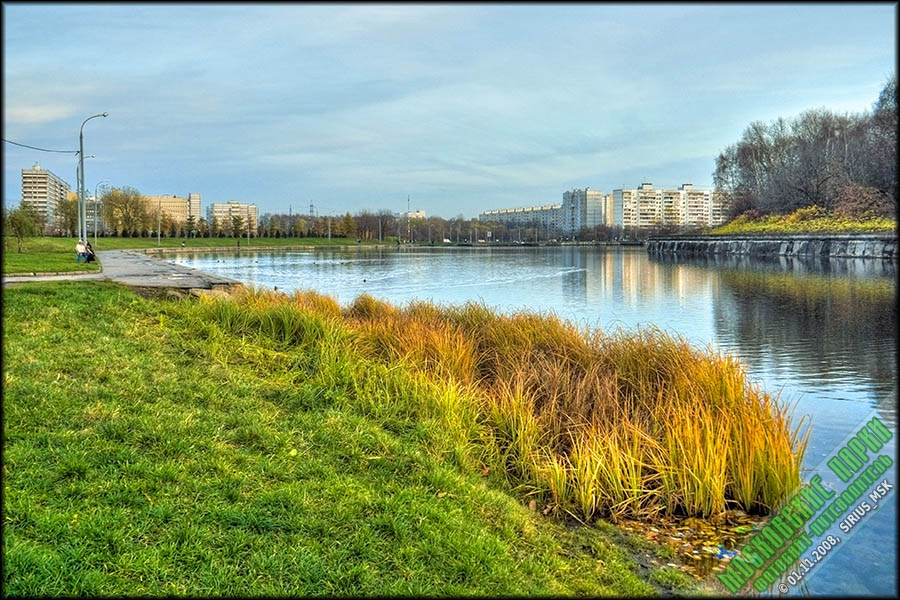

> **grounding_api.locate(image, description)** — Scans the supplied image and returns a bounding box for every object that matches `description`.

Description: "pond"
[170,245,897,596]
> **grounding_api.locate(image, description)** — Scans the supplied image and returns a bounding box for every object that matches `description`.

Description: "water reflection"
[649,253,897,428]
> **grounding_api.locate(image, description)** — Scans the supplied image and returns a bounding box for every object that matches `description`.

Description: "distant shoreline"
[141,240,646,255]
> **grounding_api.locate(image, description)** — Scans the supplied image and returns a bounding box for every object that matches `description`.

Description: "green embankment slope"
[4,281,699,596]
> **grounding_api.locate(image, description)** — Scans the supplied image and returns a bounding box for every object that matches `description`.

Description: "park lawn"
[3,237,101,275]
[2,236,395,275]
[3,251,101,275]
[2,281,691,596]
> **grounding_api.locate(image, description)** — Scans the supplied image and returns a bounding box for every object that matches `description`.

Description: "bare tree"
[713,77,897,218]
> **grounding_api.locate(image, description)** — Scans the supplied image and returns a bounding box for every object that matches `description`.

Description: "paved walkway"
[3,250,240,291]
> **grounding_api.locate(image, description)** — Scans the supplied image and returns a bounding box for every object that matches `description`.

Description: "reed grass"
[178,286,808,522]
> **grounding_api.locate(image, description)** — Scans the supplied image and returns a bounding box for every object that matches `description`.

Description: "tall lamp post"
[79,112,108,243]
[75,155,95,239]
[94,180,109,247]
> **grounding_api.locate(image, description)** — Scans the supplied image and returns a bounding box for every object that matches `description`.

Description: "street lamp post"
[76,160,82,239]
[157,197,161,247]
[94,180,109,247]
[75,154,95,239]
[79,112,108,242]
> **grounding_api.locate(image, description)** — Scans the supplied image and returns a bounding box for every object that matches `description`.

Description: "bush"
[834,184,895,219]
[785,205,826,222]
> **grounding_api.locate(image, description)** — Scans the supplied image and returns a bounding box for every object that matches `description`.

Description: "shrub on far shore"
[711,205,895,235]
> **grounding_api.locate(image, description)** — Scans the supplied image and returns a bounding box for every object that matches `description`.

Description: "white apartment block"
[478,187,607,237]
[207,201,259,235]
[21,164,71,234]
[479,204,562,231]
[610,183,728,228]
[187,193,202,221]
[561,188,606,235]
[479,183,726,235]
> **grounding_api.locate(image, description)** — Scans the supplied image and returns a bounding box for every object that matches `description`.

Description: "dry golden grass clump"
[189,286,808,522]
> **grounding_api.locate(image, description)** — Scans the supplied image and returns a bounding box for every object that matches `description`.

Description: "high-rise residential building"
[561,188,606,235]
[187,193,202,221]
[610,183,728,228]
[21,163,70,234]
[207,201,258,235]
[635,183,663,228]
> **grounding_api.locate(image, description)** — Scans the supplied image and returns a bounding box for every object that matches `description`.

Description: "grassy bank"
[709,206,896,235]
[3,237,101,275]
[197,288,807,521]
[5,281,705,596]
[2,236,393,275]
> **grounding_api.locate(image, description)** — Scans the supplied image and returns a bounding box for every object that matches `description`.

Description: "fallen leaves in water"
[616,509,765,579]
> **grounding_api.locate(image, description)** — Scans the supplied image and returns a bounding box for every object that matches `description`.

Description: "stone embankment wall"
[646,234,896,259]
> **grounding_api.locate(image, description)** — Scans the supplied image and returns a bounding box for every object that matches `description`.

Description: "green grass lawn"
[2,236,395,275]
[3,281,695,596]
[3,237,101,275]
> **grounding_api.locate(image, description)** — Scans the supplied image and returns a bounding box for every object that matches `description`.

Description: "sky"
[2,3,896,220]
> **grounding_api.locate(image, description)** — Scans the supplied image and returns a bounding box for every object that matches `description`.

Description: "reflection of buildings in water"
[587,249,711,309]
[698,256,898,427]
[559,247,588,307]
[557,248,716,325]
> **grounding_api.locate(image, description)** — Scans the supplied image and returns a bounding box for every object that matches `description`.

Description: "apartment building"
[187,193,202,221]
[561,188,606,235]
[612,188,636,228]
[21,164,71,234]
[144,195,190,225]
[478,187,607,237]
[610,183,728,228]
[679,184,715,227]
[479,204,562,232]
[207,201,258,235]
[478,182,727,235]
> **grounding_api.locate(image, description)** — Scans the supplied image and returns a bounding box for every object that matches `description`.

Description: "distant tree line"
[46,186,687,243]
[714,76,896,219]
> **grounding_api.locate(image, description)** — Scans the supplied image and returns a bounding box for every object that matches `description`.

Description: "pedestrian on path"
[75,239,86,263]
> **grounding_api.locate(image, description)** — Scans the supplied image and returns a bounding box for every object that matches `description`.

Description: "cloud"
[4,104,76,125]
